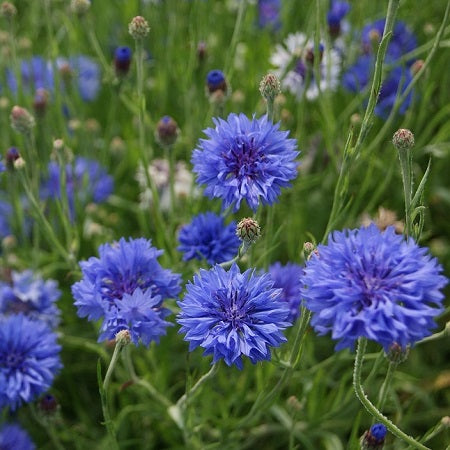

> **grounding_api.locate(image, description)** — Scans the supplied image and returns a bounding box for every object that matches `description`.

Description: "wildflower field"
[1,0,450,449]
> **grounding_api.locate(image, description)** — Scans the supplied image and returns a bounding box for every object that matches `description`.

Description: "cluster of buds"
[10,105,35,134]
[156,116,179,147]
[259,73,281,103]
[392,128,415,151]
[128,16,150,40]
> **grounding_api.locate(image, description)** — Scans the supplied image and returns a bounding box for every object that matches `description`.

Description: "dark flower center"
[215,288,249,330]
[225,136,265,180]
[2,352,24,369]
[4,298,35,315]
[101,274,152,303]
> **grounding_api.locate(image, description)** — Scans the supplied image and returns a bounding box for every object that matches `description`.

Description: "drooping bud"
[114,46,132,77]
[70,0,90,17]
[128,16,150,40]
[259,73,281,103]
[10,105,35,134]
[236,218,261,245]
[360,423,387,450]
[156,116,179,147]
[392,128,414,151]
[385,342,409,364]
[0,1,17,19]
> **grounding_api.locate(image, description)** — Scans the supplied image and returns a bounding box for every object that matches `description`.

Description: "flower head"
[72,238,181,345]
[301,224,448,351]
[192,113,299,212]
[0,314,62,411]
[177,263,291,369]
[0,423,35,450]
[268,262,303,322]
[270,32,342,100]
[178,212,240,265]
[128,16,150,40]
[257,0,281,30]
[327,1,351,38]
[0,270,61,328]
[360,423,387,450]
[40,156,113,221]
[0,199,12,239]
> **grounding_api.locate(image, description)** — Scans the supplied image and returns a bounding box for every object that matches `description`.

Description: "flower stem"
[122,346,172,409]
[375,361,396,414]
[397,147,413,238]
[168,363,220,432]
[98,341,126,450]
[353,338,430,450]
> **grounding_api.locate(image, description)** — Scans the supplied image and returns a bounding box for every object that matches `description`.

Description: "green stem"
[98,341,126,450]
[224,0,247,81]
[353,338,430,450]
[122,346,172,409]
[397,147,413,238]
[168,363,220,432]
[375,361,396,413]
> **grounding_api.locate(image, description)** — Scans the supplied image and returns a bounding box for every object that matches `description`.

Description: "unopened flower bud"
[410,59,424,76]
[368,29,381,44]
[385,342,409,364]
[2,235,17,251]
[156,116,179,147]
[115,329,131,346]
[236,218,261,245]
[350,113,361,127]
[10,105,35,134]
[13,156,26,170]
[70,0,90,17]
[33,88,49,116]
[259,73,281,102]
[206,69,227,95]
[303,242,317,260]
[38,394,59,417]
[360,423,387,450]
[392,128,414,151]
[5,147,19,169]
[0,2,17,19]
[128,16,150,40]
[114,46,132,77]
[197,41,207,62]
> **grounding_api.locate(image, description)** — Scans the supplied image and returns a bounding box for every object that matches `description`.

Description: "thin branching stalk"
[353,338,430,450]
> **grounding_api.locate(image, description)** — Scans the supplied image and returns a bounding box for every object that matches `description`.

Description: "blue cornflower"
[72,237,181,345]
[0,156,5,173]
[192,113,299,212]
[327,1,350,38]
[0,270,61,328]
[0,199,12,239]
[257,0,281,30]
[40,156,113,220]
[177,263,291,369]
[4,57,54,95]
[268,262,303,322]
[0,314,62,411]
[361,19,417,62]
[301,224,448,351]
[0,423,35,450]
[206,70,227,95]
[177,212,240,265]
[57,56,101,101]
